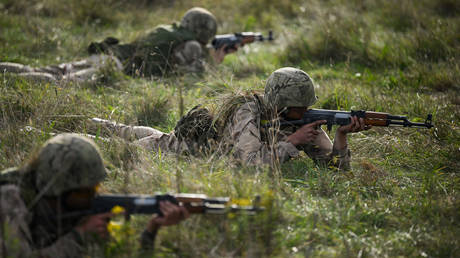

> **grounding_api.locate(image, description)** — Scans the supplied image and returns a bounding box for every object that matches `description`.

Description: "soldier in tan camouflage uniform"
[0,7,236,82]
[90,67,369,168]
[222,67,370,168]
[0,134,188,257]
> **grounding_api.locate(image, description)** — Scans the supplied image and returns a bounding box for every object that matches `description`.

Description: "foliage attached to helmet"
[180,7,218,45]
[264,67,318,112]
[174,105,218,154]
[35,134,107,197]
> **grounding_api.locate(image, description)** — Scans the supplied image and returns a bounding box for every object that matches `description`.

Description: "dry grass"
[1,0,459,256]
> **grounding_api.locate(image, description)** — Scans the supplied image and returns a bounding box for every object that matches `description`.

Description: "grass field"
[1,0,459,257]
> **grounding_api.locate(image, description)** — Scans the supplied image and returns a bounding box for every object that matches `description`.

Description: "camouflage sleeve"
[91,118,164,141]
[300,129,351,170]
[0,185,84,258]
[91,118,193,154]
[228,102,299,165]
[173,40,205,73]
[136,133,192,155]
[38,231,84,258]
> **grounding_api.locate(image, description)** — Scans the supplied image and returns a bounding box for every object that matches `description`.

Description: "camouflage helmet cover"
[264,67,317,111]
[35,134,107,197]
[180,7,217,44]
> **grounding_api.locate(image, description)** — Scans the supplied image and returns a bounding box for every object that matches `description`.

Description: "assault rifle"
[62,193,264,220]
[211,31,274,52]
[265,109,433,131]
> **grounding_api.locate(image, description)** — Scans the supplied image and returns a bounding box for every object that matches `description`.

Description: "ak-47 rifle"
[62,193,264,220]
[265,109,433,131]
[211,31,274,52]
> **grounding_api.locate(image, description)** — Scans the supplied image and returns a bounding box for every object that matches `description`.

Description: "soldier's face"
[63,184,99,210]
[284,107,308,120]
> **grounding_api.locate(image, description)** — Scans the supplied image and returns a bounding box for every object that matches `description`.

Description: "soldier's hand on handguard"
[75,212,113,239]
[211,43,240,64]
[287,120,327,146]
[337,116,372,135]
[146,201,190,233]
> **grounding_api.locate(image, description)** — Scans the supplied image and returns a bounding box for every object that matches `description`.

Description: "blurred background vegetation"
[1,0,459,256]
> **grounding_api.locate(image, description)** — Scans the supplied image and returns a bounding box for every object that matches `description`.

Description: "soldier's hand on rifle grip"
[147,201,190,233]
[337,116,371,135]
[211,44,240,64]
[287,120,326,146]
[75,212,113,239]
[224,43,240,54]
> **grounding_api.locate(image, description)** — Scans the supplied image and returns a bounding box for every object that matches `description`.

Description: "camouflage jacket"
[222,99,351,168]
[88,23,208,77]
[0,184,85,258]
[0,169,158,257]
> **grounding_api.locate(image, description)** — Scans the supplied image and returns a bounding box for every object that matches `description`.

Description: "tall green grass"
[1,0,459,256]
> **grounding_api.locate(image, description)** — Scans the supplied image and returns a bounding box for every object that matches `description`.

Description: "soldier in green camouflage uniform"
[0,7,234,82]
[0,134,188,257]
[89,67,369,168]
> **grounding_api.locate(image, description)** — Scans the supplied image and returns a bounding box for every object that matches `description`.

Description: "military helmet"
[180,7,217,44]
[264,67,317,111]
[35,134,107,197]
